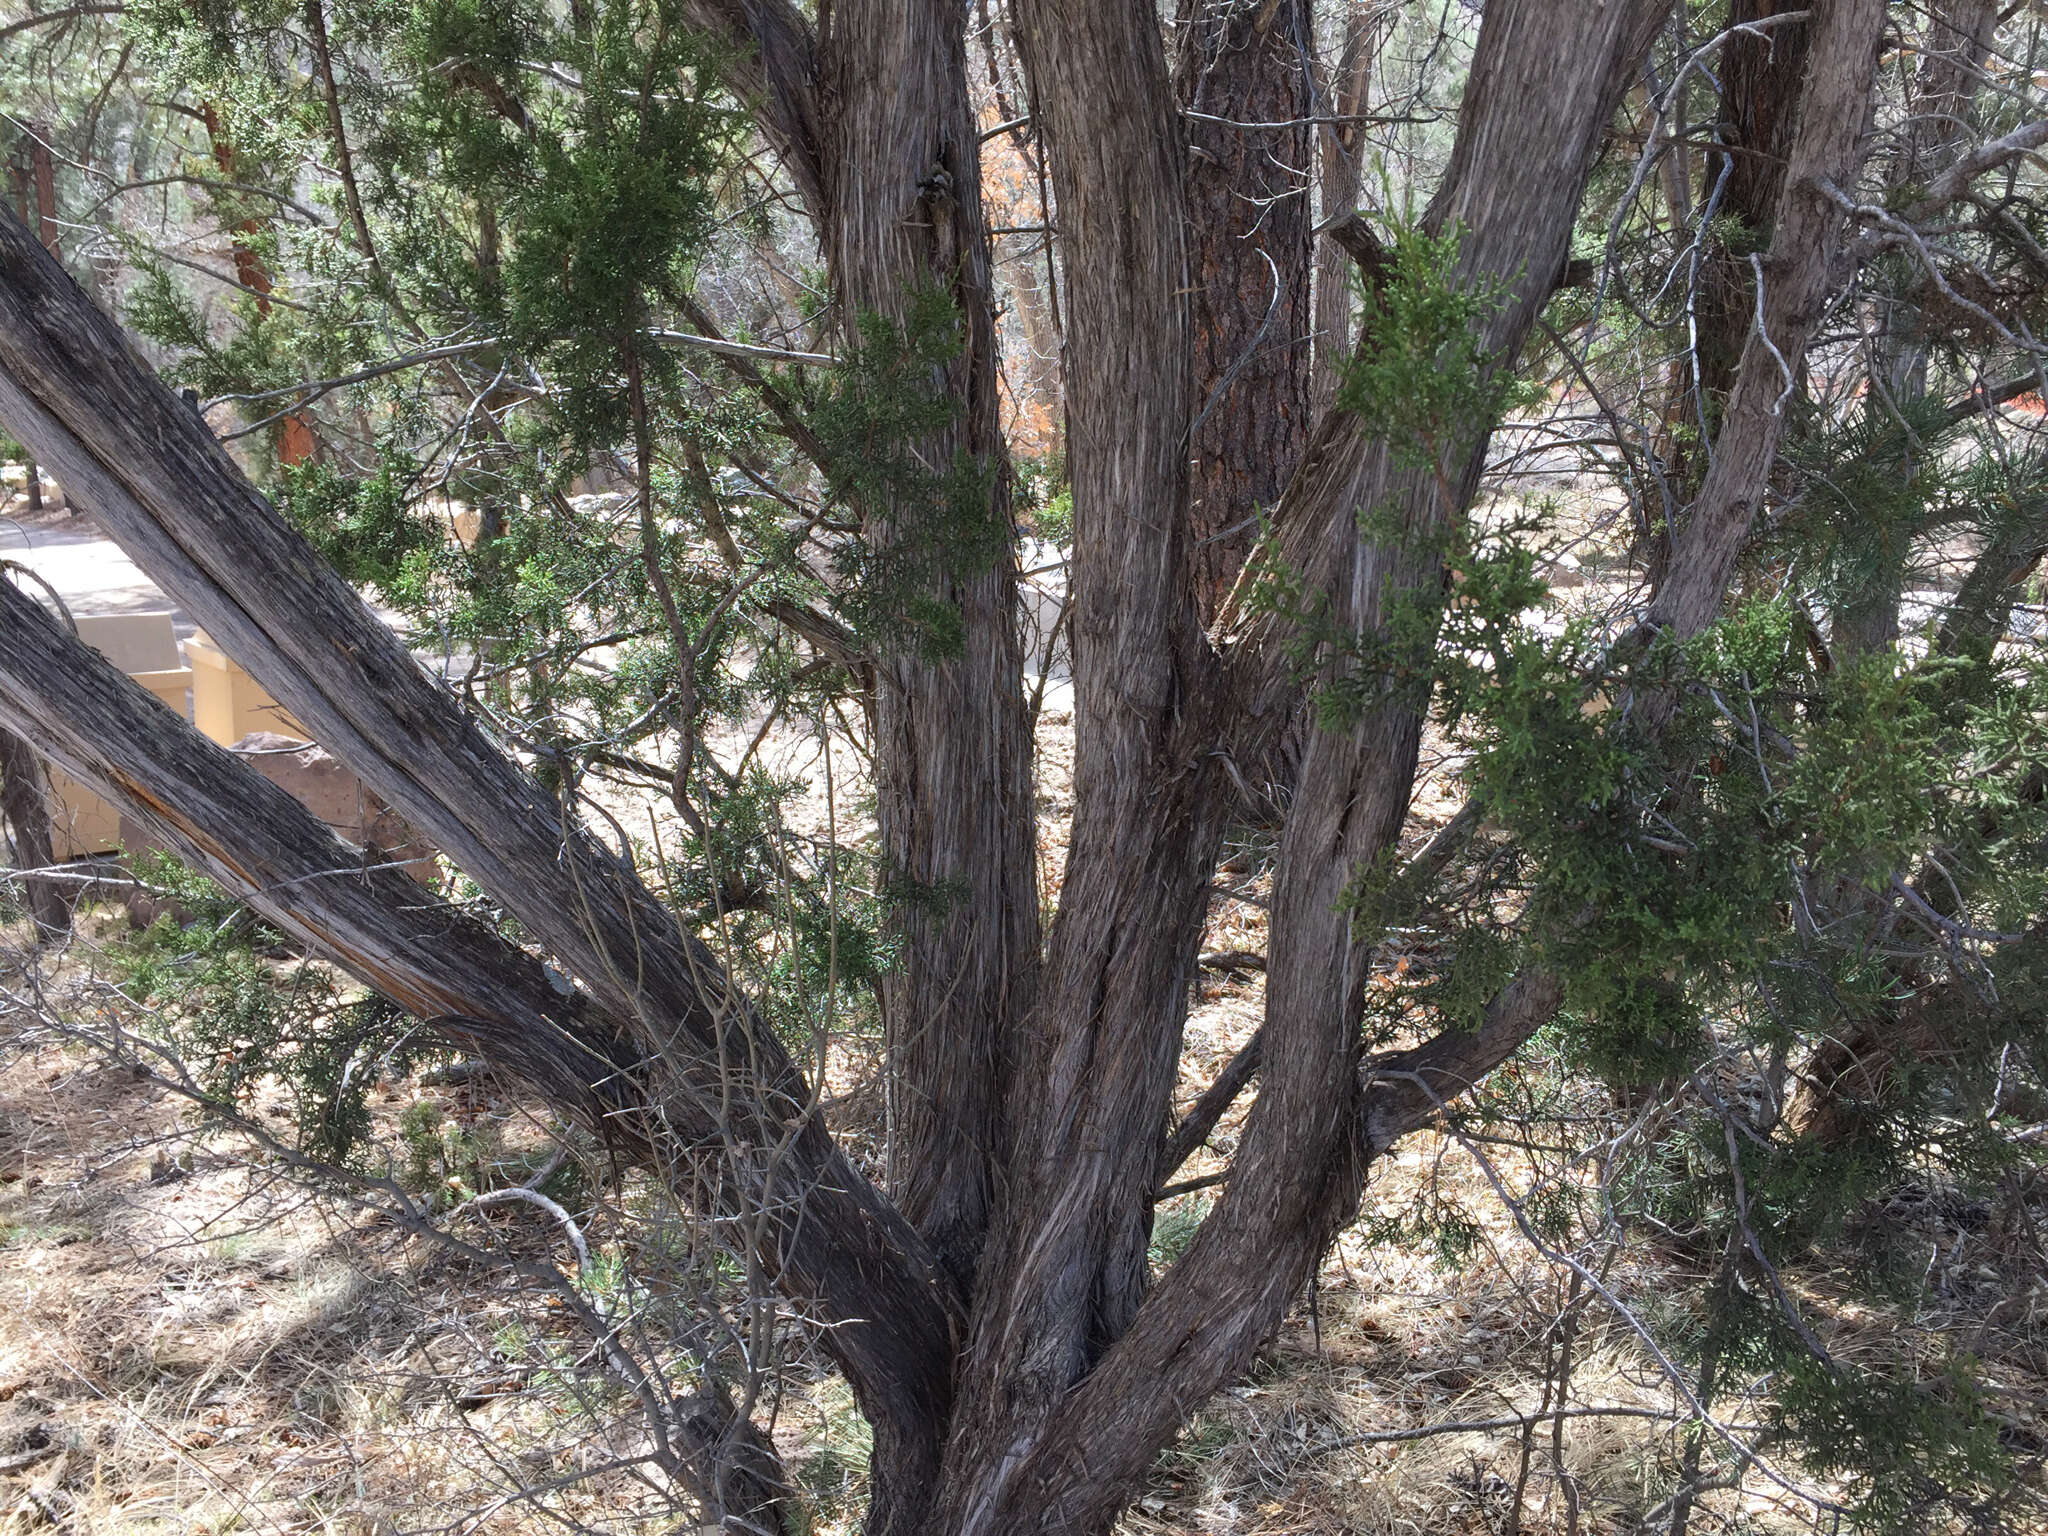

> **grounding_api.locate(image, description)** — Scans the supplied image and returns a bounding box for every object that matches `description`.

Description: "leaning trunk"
[0,206,958,1526]
[0,576,798,1528]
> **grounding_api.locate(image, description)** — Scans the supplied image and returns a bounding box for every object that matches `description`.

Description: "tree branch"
[0,4,120,45]
[681,0,827,218]
[1904,117,2048,220]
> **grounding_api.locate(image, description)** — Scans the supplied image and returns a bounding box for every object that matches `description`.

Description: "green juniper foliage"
[111,0,934,1042]
[1300,209,2048,1526]
[807,284,1009,658]
[114,856,421,1165]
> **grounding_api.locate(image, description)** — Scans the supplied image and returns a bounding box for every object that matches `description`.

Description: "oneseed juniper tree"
[2,0,2047,1530]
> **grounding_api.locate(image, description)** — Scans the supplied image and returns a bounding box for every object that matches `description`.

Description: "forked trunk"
[934,1,1668,1529]
[0,0,1911,1530]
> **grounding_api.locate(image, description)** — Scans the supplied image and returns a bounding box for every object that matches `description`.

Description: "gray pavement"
[1,501,195,639]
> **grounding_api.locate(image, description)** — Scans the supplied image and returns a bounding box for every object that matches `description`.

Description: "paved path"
[1,502,195,639]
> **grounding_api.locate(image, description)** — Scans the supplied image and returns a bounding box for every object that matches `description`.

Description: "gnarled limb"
[0,207,955,1531]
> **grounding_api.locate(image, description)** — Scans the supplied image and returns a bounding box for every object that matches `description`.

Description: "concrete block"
[73,612,181,673]
[187,630,303,744]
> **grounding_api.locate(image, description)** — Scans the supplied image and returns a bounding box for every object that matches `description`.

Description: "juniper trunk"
[688,0,1042,1297]
[0,576,800,1530]
[933,1,1669,1531]
[1800,0,2011,1133]
[825,0,1040,1296]
[1833,0,2000,658]
[0,725,66,935]
[1174,0,1316,617]
[1312,1,1383,406]
[0,0,1898,1530]
[1644,0,1810,587]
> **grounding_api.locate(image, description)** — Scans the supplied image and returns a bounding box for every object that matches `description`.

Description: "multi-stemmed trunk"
[0,0,1915,1530]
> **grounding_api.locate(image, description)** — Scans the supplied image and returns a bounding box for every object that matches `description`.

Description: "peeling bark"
[1312,3,1382,406]
[0,727,66,936]
[691,0,1043,1305]
[0,0,1914,1527]
[823,0,1042,1300]
[934,2,1668,1529]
